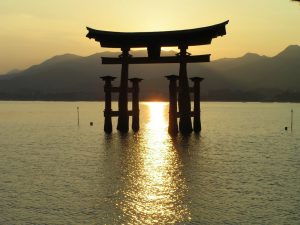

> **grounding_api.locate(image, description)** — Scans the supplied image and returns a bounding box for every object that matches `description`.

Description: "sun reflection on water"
[119,102,190,224]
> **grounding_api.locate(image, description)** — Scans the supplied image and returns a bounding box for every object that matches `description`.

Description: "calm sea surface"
[0,101,299,224]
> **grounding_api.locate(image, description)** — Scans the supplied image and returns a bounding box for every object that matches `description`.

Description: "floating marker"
[77,106,80,126]
[291,109,293,132]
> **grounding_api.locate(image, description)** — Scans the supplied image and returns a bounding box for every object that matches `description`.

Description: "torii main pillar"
[117,47,130,132]
[178,45,193,134]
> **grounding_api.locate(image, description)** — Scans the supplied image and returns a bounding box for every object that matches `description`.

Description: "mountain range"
[0,45,299,101]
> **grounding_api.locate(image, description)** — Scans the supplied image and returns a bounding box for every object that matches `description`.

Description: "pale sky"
[0,0,299,74]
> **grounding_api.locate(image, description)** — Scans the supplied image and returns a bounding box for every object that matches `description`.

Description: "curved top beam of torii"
[86,20,229,58]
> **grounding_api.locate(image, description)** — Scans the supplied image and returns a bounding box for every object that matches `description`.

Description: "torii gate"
[86,20,229,134]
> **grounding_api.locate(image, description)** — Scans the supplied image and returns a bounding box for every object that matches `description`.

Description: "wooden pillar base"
[190,77,204,133]
[129,78,143,132]
[166,75,179,135]
[100,76,116,133]
[104,110,113,133]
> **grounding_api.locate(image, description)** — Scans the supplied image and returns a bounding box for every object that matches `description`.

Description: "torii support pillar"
[165,75,179,135]
[129,78,143,132]
[178,45,193,134]
[190,77,204,133]
[117,48,130,132]
[100,76,116,133]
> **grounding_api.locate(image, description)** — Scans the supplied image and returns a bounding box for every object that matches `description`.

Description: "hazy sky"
[0,0,299,74]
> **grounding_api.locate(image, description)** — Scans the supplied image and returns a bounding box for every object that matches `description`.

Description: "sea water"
[0,101,299,224]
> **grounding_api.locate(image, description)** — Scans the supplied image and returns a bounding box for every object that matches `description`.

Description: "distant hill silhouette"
[0,45,299,101]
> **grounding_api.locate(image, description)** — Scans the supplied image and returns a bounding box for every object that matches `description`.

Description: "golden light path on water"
[118,102,191,224]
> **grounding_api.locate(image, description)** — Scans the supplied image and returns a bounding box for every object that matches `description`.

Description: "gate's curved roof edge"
[86,20,229,48]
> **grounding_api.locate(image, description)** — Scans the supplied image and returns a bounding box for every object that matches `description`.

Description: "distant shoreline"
[1,99,299,103]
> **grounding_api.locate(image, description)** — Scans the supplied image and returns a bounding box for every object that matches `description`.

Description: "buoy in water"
[285,126,288,131]
[90,122,93,126]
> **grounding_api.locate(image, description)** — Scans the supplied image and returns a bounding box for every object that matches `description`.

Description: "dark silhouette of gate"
[86,20,229,134]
